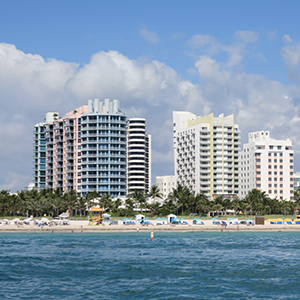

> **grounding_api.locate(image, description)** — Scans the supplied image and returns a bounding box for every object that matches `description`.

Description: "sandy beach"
[1,220,300,233]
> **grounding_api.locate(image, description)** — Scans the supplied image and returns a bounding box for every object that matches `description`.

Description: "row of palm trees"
[0,185,299,218]
[0,185,163,218]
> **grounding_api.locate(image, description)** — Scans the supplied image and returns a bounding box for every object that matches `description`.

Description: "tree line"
[0,185,299,218]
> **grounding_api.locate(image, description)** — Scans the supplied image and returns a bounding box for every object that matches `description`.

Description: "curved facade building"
[80,99,127,197]
[127,118,151,195]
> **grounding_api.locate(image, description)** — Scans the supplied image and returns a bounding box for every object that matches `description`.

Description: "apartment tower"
[80,99,127,197]
[45,106,88,193]
[33,112,57,190]
[239,131,294,200]
[127,118,151,195]
[173,112,240,198]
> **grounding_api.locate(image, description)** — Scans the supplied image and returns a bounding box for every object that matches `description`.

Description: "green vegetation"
[0,185,299,219]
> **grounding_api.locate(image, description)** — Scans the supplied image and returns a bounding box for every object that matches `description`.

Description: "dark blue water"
[0,232,300,299]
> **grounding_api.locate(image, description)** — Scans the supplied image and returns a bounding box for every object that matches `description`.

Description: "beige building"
[173,112,240,198]
[239,131,294,200]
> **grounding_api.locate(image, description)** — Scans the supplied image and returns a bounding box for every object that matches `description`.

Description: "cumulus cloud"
[281,36,300,84]
[2,33,300,192]
[187,31,258,68]
[234,30,258,43]
[139,28,159,44]
[193,53,300,155]
[0,43,208,191]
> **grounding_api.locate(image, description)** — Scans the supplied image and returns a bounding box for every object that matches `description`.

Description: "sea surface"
[0,231,300,299]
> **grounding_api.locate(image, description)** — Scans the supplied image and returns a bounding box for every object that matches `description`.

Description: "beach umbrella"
[12,218,20,222]
[41,217,50,222]
[23,218,32,223]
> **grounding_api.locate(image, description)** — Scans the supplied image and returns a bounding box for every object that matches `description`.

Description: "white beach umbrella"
[41,217,50,222]
[12,218,20,222]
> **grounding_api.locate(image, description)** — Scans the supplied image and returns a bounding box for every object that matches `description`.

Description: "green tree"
[148,185,163,204]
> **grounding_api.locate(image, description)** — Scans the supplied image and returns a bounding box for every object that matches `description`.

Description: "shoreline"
[1,220,300,233]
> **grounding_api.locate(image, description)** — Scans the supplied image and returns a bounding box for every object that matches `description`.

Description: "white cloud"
[2,34,300,192]
[0,43,209,191]
[234,30,258,43]
[139,28,159,44]
[171,32,186,40]
[283,34,293,43]
[281,37,300,84]
[187,34,216,48]
[187,31,258,68]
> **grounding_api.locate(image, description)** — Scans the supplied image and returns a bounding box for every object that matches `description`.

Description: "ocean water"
[0,232,300,299]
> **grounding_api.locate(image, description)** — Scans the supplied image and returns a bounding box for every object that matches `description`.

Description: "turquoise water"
[0,232,300,299]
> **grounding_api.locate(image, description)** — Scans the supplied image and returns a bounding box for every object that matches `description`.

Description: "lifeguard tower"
[88,207,105,225]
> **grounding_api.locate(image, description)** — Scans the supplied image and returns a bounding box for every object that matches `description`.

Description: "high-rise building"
[34,98,152,198]
[239,131,294,200]
[80,99,127,197]
[45,107,88,193]
[33,112,57,190]
[126,118,151,195]
[173,112,240,198]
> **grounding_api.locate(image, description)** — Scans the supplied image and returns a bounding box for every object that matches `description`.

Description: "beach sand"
[1,220,300,233]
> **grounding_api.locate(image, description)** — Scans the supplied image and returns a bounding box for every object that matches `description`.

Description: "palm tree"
[63,189,78,217]
[49,196,66,217]
[0,190,11,215]
[75,197,87,217]
[148,185,163,204]
[195,193,209,216]
[124,197,134,217]
[130,189,145,213]
[101,193,114,212]
[114,198,123,217]
[150,201,161,216]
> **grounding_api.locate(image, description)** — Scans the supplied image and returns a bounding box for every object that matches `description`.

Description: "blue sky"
[1,0,300,192]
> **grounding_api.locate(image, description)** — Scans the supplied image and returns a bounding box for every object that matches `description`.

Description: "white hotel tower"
[239,131,294,200]
[173,112,240,198]
[127,118,151,195]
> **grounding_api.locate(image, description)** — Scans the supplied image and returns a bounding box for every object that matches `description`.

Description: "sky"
[1,0,300,192]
